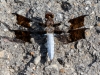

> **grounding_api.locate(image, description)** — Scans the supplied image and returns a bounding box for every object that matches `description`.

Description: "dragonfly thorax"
[45,26,54,33]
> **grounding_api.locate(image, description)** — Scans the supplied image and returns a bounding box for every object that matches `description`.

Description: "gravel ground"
[0,0,100,75]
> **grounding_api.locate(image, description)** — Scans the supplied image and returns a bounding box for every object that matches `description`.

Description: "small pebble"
[59,68,65,73]
[61,1,72,11]
[85,7,89,10]
[0,0,6,3]
[57,58,65,66]
[45,64,58,71]
[97,23,100,26]
[17,9,25,14]
[14,0,24,3]
[32,66,36,70]
[9,69,15,72]
[85,30,91,37]
[30,52,34,56]
[96,16,100,21]
[85,1,91,5]
[70,45,75,49]
[4,28,8,31]
[34,55,41,65]
[56,13,63,21]
[14,45,18,48]
[0,50,5,58]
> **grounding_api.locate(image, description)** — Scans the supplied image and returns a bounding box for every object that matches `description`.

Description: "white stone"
[14,45,18,48]
[0,0,6,3]
[85,7,89,10]
[34,55,41,65]
[1,70,10,75]
[85,1,91,5]
[90,26,94,29]
[17,9,25,14]
[4,28,8,31]
[56,13,63,21]
[90,11,95,15]
[45,64,58,71]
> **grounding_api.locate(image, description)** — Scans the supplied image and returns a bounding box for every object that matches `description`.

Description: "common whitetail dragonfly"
[2,12,87,60]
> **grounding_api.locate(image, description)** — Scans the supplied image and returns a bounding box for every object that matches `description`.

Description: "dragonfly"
[3,12,88,61]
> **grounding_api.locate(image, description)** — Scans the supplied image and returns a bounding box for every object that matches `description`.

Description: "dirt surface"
[0,0,100,75]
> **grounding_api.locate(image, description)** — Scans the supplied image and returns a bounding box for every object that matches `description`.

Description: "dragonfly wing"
[12,30,31,43]
[12,13,32,28]
[68,28,87,42]
[68,15,87,30]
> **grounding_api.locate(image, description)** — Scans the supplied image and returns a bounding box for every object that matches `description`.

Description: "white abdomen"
[47,33,54,60]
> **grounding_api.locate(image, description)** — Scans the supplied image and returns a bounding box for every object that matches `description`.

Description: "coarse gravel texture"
[0,0,100,75]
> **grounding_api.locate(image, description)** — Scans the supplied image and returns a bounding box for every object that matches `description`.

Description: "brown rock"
[0,50,5,58]
[70,44,75,49]
[30,52,34,56]
[85,30,91,37]
[97,23,100,26]
[59,68,65,73]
